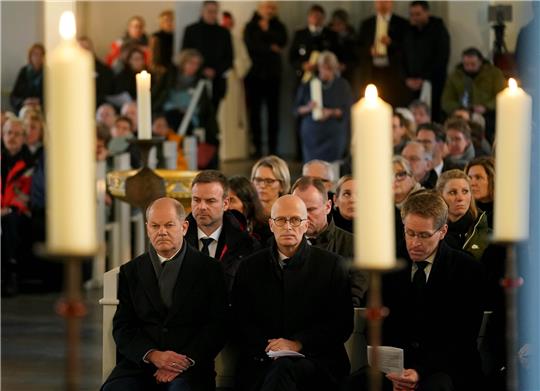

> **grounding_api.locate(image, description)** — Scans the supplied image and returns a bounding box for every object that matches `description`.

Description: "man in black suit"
[357,0,409,106]
[402,1,450,122]
[291,176,368,306]
[102,197,228,391]
[185,170,259,293]
[232,194,353,391]
[182,1,233,109]
[244,1,288,157]
[383,191,483,391]
[289,4,340,85]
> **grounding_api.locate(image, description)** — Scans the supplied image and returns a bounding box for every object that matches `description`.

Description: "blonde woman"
[436,169,489,260]
[250,155,290,218]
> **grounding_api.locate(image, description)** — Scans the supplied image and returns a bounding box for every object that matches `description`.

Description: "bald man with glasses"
[381,190,484,391]
[232,194,353,391]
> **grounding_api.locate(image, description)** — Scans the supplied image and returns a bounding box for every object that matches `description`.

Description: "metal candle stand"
[363,261,404,391]
[500,242,524,391]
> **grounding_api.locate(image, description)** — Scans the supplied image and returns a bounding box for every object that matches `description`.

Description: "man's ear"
[182,220,189,236]
[439,223,448,240]
[223,195,230,211]
[324,199,332,215]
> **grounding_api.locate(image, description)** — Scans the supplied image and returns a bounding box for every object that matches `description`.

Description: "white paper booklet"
[367,346,404,374]
[267,350,306,359]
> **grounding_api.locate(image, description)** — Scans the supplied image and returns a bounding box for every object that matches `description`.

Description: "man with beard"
[442,47,505,143]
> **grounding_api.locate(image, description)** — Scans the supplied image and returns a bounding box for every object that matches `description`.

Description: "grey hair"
[302,159,336,182]
[146,197,186,222]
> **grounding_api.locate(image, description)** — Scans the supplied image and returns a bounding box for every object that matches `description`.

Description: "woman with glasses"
[393,156,423,252]
[250,155,291,218]
[466,156,495,228]
[436,169,490,261]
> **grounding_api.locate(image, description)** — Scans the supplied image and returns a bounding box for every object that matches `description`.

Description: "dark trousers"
[237,357,337,391]
[245,75,280,156]
[103,375,193,391]
[343,368,454,391]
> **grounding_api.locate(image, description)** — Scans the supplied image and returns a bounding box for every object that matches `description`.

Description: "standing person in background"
[358,0,409,107]
[10,43,45,113]
[328,9,359,96]
[289,4,340,86]
[295,51,353,163]
[150,10,175,79]
[402,1,450,122]
[106,15,150,73]
[244,1,288,157]
[182,1,233,110]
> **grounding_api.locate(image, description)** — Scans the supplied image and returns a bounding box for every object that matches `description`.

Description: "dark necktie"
[412,261,429,290]
[200,238,214,257]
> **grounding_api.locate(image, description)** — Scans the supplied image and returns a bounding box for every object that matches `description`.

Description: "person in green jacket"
[442,47,506,143]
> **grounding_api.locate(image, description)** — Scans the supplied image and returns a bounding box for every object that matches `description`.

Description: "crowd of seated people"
[3,1,535,389]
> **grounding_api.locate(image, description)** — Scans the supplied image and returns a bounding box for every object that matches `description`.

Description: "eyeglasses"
[394,171,409,181]
[271,216,306,227]
[404,226,443,240]
[253,177,280,187]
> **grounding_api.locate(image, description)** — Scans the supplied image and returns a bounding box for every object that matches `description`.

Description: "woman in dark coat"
[436,169,490,261]
[10,43,45,113]
[295,50,353,163]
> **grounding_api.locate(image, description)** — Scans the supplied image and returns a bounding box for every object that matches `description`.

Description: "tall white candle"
[136,70,152,139]
[494,78,532,241]
[352,85,395,269]
[45,11,96,254]
[310,78,323,121]
[374,14,389,56]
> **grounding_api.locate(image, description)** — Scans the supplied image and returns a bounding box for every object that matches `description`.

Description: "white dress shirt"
[197,225,223,258]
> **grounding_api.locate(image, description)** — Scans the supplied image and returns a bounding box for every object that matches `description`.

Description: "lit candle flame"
[365,84,378,101]
[59,11,76,40]
[508,78,517,90]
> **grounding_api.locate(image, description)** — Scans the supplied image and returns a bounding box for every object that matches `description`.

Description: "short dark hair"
[444,118,472,141]
[192,170,229,198]
[410,1,429,11]
[409,99,431,116]
[96,124,111,144]
[203,1,218,8]
[222,11,232,19]
[115,115,133,130]
[309,4,325,15]
[291,176,328,202]
[462,47,484,61]
[417,122,445,143]
[401,190,448,229]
